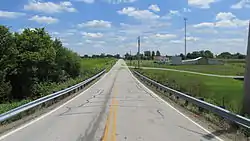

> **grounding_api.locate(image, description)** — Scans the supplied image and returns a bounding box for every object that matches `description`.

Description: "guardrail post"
[184,100,188,106]
[198,97,204,113]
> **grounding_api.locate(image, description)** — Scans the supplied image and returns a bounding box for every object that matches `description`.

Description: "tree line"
[124,50,161,60]
[124,50,246,60]
[0,26,84,103]
[81,53,120,59]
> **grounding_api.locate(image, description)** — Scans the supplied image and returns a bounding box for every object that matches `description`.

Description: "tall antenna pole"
[243,21,250,115]
[137,36,141,68]
[184,18,187,59]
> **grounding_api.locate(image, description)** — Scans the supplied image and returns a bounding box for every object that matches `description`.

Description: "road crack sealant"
[78,69,119,141]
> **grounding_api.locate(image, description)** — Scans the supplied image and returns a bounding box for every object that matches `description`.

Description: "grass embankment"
[0,58,116,114]
[136,69,243,113]
[127,60,245,76]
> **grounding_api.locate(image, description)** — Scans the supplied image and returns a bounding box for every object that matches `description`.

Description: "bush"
[0,26,84,102]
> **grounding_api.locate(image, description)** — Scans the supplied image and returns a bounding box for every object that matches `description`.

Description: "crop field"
[135,69,244,113]
[127,59,245,76]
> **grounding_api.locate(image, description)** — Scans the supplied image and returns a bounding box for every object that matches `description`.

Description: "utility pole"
[137,36,141,69]
[184,18,187,59]
[243,21,250,115]
[130,50,132,66]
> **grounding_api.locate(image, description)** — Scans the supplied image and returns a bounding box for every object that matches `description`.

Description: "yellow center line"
[111,99,118,141]
[102,85,118,141]
[102,98,114,141]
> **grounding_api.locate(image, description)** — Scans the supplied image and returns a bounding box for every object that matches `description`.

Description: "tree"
[0,26,85,102]
[115,54,120,59]
[179,53,185,60]
[152,51,155,60]
[92,55,100,58]
[156,50,161,56]
[106,54,113,58]
[9,28,57,99]
[124,53,130,60]
[0,25,17,101]
[204,50,214,58]
[100,53,105,58]
[218,52,232,59]
[144,51,151,60]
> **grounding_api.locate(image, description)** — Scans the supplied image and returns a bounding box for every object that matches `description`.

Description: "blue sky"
[0,0,249,56]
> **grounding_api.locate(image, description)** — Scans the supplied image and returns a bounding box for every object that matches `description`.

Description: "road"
[128,66,244,79]
[0,59,223,141]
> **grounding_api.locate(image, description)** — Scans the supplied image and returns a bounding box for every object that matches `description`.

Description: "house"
[154,56,169,63]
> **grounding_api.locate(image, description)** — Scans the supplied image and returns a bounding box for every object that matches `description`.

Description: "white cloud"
[51,32,60,35]
[170,40,183,44]
[186,36,200,41]
[169,10,180,16]
[231,0,250,9]
[82,32,103,38]
[0,10,25,18]
[193,22,215,28]
[76,0,95,3]
[76,0,137,4]
[183,8,191,12]
[85,39,93,43]
[106,0,137,4]
[78,20,111,28]
[215,12,236,20]
[18,28,36,33]
[148,4,160,12]
[29,15,59,24]
[188,0,217,8]
[117,7,160,20]
[63,42,69,46]
[213,38,244,43]
[154,33,177,39]
[24,1,76,13]
[193,12,248,28]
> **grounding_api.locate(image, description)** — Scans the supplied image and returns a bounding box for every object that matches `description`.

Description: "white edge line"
[0,64,115,140]
[125,63,224,141]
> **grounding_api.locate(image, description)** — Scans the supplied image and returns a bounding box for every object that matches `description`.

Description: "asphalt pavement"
[0,59,224,141]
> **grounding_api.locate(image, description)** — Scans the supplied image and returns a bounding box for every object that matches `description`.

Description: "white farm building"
[182,57,224,65]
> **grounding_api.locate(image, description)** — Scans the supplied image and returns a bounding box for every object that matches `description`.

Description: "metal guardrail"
[0,70,106,123]
[133,71,250,129]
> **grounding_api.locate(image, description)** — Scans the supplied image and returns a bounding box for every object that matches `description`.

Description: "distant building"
[171,56,182,65]
[182,57,208,65]
[182,57,224,65]
[154,56,169,63]
[208,59,224,65]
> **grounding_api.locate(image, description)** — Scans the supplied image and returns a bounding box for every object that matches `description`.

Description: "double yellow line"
[102,87,118,141]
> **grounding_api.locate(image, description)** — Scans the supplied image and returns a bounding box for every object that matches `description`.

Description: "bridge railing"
[133,71,250,129]
[0,69,106,124]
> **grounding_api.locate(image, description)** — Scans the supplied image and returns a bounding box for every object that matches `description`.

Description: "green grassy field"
[0,58,116,114]
[127,60,245,76]
[136,69,244,113]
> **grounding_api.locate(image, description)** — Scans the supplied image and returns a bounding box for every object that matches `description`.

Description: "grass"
[136,69,244,113]
[0,58,116,114]
[127,60,245,76]
[0,100,32,114]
